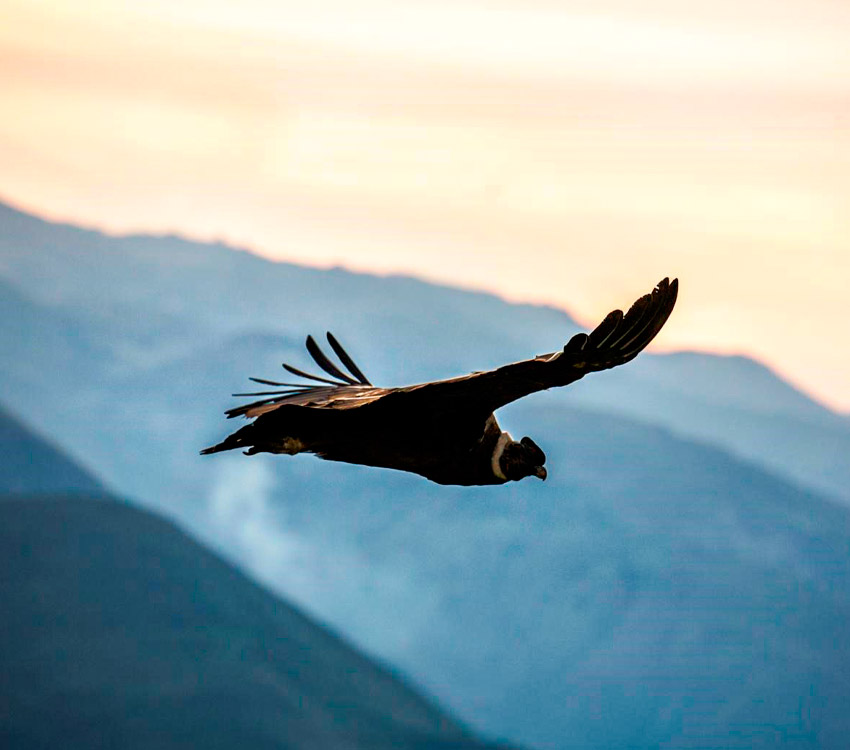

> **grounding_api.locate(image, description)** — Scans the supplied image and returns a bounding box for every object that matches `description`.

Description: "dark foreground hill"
[0,410,501,750]
[0,496,498,750]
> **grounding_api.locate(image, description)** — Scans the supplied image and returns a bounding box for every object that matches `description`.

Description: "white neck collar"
[491,432,512,481]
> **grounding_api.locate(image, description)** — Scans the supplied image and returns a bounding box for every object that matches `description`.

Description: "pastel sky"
[1,0,848,409]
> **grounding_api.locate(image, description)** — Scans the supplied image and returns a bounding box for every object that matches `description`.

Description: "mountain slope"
[0,410,502,750]
[203,400,850,749]
[0,496,497,750]
[569,351,850,500]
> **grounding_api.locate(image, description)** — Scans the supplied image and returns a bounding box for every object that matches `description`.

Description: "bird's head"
[500,436,547,482]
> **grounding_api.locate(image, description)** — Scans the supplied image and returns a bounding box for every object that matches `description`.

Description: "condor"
[202,277,678,486]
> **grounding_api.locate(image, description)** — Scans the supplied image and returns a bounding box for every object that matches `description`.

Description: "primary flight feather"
[202,277,678,485]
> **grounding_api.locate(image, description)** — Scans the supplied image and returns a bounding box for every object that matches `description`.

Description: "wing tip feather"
[325,331,372,385]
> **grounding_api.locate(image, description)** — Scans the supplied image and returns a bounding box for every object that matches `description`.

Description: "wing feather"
[282,362,347,386]
[232,389,311,397]
[222,334,383,419]
[588,309,623,348]
[326,332,372,385]
[306,335,359,384]
[249,377,309,387]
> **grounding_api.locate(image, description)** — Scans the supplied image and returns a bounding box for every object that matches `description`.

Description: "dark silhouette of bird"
[202,277,678,485]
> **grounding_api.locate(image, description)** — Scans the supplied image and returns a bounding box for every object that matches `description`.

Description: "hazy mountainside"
[0,413,500,750]
[0,277,113,399]
[4,199,850,748]
[570,352,850,501]
[201,402,850,749]
[0,200,574,382]
[1,197,847,502]
[622,351,839,425]
[5,400,850,749]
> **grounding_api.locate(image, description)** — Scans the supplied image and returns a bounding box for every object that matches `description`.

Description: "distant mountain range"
[3,198,850,748]
[0,411,502,750]
[1,198,847,503]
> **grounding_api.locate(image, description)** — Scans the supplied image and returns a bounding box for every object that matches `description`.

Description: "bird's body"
[230,401,509,485]
[202,277,678,485]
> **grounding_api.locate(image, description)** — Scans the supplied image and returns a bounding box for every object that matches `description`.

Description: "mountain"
[0,410,502,750]
[4,198,850,748]
[568,351,850,501]
[202,400,850,749]
[0,497,502,750]
[1,197,847,503]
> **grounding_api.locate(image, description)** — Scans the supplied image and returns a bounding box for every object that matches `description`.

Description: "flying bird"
[202,277,678,485]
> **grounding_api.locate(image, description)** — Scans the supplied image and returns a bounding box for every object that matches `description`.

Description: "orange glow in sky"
[1,0,848,409]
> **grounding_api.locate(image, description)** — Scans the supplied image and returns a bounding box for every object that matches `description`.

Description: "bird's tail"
[200,438,236,456]
[200,441,229,456]
[200,425,253,455]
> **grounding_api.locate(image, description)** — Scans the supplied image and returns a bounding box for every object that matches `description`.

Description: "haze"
[1,0,847,409]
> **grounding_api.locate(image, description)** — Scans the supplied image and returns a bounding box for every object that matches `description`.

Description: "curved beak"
[533,466,547,481]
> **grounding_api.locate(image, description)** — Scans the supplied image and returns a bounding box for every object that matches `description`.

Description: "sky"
[1,0,848,410]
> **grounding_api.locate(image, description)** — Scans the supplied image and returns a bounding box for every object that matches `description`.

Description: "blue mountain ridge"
[2,198,850,748]
[1,196,846,502]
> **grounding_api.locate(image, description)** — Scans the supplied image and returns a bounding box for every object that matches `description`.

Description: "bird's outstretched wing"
[224,277,677,424]
[224,333,388,420]
[379,276,678,419]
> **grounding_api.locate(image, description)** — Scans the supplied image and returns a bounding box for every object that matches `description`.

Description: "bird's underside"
[202,277,678,485]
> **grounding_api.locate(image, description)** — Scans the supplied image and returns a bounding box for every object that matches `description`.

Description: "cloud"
[208,457,316,594]
[206,457,438,658]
